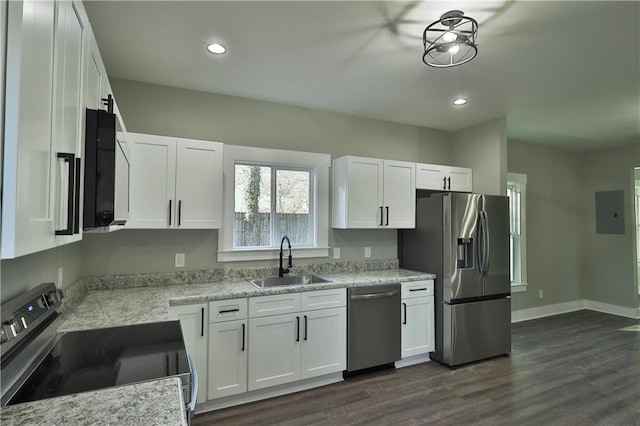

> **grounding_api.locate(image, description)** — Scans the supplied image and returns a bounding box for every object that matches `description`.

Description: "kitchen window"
[507,172,528,292]
[234,164,313,248]
[218,145,330,262]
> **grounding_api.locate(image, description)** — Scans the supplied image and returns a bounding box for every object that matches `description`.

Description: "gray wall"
[581,143,639,308]
[1,242,83,303]
[507,139,584,311]
[80,78,452,276]
[452,118,507,196]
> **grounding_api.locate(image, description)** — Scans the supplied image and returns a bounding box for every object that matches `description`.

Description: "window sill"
[218,247,330,262]
[511,283,528,293]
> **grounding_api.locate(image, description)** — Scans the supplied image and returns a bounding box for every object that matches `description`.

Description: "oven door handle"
[186,354,198,412]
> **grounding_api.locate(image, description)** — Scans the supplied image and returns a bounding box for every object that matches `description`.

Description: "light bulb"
[453,98,468,106]
[207,43,227,54]
[442,31,458,43]
[448,43,460,55]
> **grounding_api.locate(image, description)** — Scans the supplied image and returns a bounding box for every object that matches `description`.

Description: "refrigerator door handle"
[481,211,490,278]
[476,213,485,278]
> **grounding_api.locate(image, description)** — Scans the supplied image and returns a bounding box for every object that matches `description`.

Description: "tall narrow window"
[507,173,528,291]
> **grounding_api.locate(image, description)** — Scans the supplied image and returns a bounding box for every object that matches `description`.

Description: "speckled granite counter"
[58,268,435,332]
[1,377,187,426]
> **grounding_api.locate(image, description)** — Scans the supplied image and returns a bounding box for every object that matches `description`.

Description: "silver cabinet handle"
[350,290,399,300]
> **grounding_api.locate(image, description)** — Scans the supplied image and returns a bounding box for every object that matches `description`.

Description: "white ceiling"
[85,1,640,151]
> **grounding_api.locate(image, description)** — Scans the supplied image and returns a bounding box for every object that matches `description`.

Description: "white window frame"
[218,145,330,262]
[507,172,528,293]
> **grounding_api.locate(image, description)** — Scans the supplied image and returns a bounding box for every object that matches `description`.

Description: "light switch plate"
[364,246,371,258]
[175,253,185,268]
[333,247,340,259]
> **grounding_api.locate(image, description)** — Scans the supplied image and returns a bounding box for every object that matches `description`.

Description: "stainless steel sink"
[249,275,330,288]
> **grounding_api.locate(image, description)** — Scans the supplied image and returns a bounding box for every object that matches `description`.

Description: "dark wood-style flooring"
[193,310,640,425]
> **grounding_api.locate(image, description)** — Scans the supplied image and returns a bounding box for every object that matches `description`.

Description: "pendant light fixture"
[423,10,478,68]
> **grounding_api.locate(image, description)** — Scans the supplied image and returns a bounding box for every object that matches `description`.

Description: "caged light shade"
[423,10,478,68]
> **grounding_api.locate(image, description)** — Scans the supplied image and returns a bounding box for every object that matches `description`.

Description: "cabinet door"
[415,163,448,190]
[301,307,346,379]
[127,133,177,228]
[208,320,247,399]
[383,160,415,228]
[248,313,300,391]
[168,304,208,404]
[84,32,104,110]
[175,139,223,229]
[401,296,434,358]
[2,0,57,258]
[52,0,86,244]
[345,157,384,228]
[447,166,473,192]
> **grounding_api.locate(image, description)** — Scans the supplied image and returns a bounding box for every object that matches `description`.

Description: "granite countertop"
[0,377,187,426]
[59,268,435,332]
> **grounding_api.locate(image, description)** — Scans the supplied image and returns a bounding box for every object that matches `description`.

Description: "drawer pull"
[409,288,428,292]
[219,308,240,314]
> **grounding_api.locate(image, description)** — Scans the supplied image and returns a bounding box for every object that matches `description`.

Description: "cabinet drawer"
[209,298,248,323]
[401,280,434,298]
[301,289,346,311]
[249,293,301,318]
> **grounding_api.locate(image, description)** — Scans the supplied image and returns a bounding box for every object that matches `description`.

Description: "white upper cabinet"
[2,0,89,259]
[84,32,104,111]
[126,133,223,229]
[52,0,87,244]
[333,156,415,229]
[416,163,473,192]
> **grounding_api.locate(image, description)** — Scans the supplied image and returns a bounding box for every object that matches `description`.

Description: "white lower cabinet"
[300,307,346,379]
[208,298,248,399]
[247,289,347,392]
[248,313,301,391]
[168,303,208,404]
[400,280,435,362]
[208,320,247,398]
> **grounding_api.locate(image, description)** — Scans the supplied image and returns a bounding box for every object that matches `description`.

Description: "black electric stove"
[8,321,190,405]
[0,284,193,409]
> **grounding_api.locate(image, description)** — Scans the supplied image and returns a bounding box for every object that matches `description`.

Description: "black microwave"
[83,106,130,230]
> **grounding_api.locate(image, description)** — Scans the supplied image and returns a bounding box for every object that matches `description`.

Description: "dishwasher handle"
[350,290,399,300]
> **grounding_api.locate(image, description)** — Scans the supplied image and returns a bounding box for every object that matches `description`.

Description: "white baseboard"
[583,300,640,319]
[512,299,640,322]
[511,300,584,323]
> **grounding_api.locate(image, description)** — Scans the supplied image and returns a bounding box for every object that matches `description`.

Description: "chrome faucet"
[279,236,293,277]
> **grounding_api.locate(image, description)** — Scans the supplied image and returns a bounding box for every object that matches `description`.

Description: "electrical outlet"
[333,247,341,259]
[364,246,371,258]
[175,253,185,268]
[538,290,543,299]
[57,267,64,288]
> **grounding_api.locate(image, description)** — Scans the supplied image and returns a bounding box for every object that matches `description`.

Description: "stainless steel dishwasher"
[347,283,401,372]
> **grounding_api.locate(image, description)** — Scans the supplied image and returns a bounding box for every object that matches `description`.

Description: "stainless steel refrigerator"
[399,193,511,367]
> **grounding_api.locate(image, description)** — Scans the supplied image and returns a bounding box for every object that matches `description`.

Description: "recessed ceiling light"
[206,43,227,54]
[452,98,468,106]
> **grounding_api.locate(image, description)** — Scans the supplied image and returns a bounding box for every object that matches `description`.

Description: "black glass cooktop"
[8,321,189,405]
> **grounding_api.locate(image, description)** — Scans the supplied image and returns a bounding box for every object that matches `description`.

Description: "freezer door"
[481,195,511,297]
[442,297,511,367]
[444,193,483,302]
